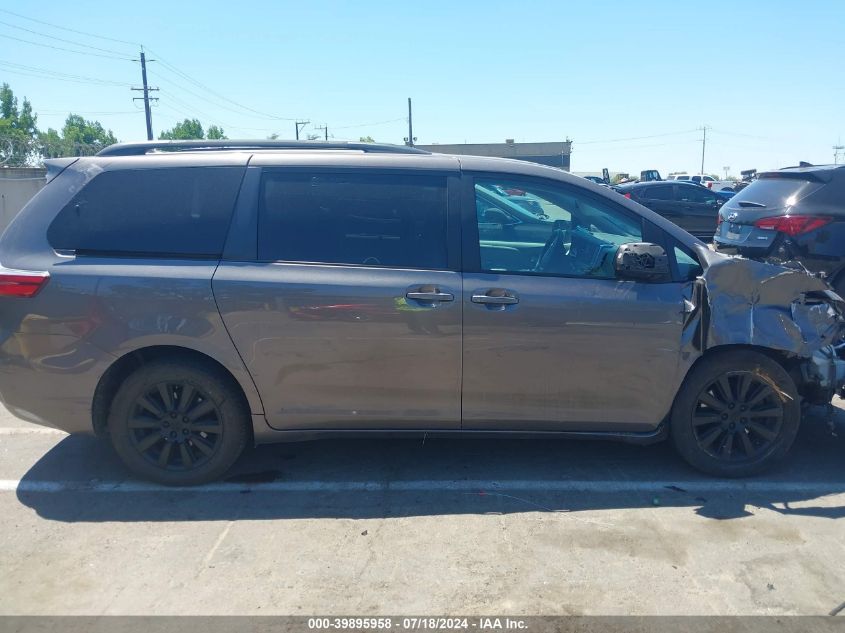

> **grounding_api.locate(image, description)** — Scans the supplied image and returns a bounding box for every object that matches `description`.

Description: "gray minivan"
[1,140,844,485]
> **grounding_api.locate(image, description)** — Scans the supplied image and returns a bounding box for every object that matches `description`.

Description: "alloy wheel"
[692,370,784,462]
[127,381,223,470]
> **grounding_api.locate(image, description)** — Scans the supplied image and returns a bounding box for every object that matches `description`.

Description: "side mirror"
[614,242,672,282]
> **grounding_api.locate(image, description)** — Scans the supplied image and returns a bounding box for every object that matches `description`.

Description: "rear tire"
[671,350,800,477]
[108,359,249,486]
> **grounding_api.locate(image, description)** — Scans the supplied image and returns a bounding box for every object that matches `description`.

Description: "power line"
[709,128,780,141]
[575,129,699,145]
[0,60,133,87]
[332,117,406,130]
[145,47,299,121]
[0,9,408,137]
[572,139,699,153]
[0,32,133,61]
[0,8,141,47]
[38,109,139,116]
[147,68,293,122]
[0,18,134,57]
[156,90,220,124]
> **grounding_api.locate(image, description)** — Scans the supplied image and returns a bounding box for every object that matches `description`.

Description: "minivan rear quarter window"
[47,167,245,257]
[258,172,448,269]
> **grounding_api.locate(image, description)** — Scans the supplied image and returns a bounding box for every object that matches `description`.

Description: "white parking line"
[0,427,67,436]
[2,479,845,494]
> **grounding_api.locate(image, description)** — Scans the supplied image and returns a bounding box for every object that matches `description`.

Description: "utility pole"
[723,165,730,179]
[132,49,158,140]
[834,144,844,165]
[404,97,416,147]
[295,120,309,140]
[700,125,708,175]
[314,125,328,140]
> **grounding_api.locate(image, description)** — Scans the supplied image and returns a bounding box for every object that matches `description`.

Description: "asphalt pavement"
[0,401,843,615]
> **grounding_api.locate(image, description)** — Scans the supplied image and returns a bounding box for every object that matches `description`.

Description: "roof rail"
[96,139,430,157]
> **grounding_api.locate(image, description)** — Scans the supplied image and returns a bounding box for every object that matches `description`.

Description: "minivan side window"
[474,177,642,278]
[47,167,244,257]
[258,172,448,269]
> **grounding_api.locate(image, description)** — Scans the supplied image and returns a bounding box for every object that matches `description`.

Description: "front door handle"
[471,289,520,308]
[406,291,454,302]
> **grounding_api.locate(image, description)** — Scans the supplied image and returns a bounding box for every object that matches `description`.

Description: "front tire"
[671,350,801,477]
[108,359,249,485]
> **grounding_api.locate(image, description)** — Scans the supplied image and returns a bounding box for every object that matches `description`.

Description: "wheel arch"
[92,345,258,437]
[686,343,800,381]
[675,344,805,413]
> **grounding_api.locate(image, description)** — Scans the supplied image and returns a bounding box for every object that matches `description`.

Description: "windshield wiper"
[737,201,766,208]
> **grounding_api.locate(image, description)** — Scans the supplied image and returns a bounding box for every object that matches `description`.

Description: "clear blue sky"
[2,0,843,176]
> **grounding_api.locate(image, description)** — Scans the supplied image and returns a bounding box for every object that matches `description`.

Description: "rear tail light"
[623,192,632,199]
[753,215,832,236]
[0,268,50,298]
[707,182,713,188]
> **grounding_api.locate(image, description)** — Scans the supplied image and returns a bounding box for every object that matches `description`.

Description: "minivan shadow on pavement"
[16,408,845,524]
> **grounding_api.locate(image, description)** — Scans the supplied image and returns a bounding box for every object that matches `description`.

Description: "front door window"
[474,178,642,277]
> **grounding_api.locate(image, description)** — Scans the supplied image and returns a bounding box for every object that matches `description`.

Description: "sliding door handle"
[406,291,455,302]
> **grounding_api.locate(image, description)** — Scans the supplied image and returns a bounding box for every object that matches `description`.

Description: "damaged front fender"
[683,244,845,402]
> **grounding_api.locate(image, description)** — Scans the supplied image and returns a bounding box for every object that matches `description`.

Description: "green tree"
[359,135,375,143]
[39,114,118,158]
[159,119,227,140]
[206,125,227,140]
[0,83,39,166]
[159,118,204,140]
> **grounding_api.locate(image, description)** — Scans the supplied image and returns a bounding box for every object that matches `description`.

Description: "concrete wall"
[416,141,572,170]
[0,168,46,234]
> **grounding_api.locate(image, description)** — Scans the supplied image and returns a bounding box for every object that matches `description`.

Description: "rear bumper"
[712,236,770,258]
[715,220,845,280]
[0,332,113,434]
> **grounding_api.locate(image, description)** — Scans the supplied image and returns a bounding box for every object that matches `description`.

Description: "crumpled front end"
[683,244,845,405]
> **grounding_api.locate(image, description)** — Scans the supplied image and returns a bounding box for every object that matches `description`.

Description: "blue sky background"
[2,0,843,176]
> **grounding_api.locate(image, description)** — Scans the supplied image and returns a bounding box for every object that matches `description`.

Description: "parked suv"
[714,164,845,296]
[1,140,844,485]
[613,180,725,241]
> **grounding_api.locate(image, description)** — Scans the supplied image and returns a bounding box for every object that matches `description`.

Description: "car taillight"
[707,182,713,188]
[623,192,632,199]
[0,269,50,298]
[753,215,832,236]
